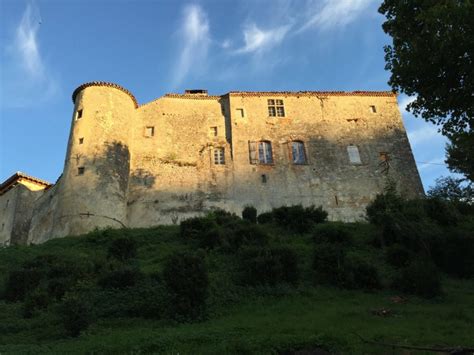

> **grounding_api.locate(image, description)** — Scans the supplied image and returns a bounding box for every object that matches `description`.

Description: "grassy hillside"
[0,201,473,354]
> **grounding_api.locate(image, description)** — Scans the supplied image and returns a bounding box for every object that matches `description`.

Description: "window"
[77,167,85,175]
[379,152,390,174]
[369,105,377,113]
[268,99,285,117]
[213,148,225,164]
[261,174,267,183]
[291,141,307,164]
[75,109,83,120]
[347,145,361,164]
[79,137,84,144]
[236,108,245,117]
[249,141,273,164]
[210,126,218,137]
[145,126,155,137]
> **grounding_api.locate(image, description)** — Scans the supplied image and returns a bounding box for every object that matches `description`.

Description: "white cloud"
[14,2,43,77]
[398,95,417,113]
[171,4,210,87]
[298,0,376,33]
[1,2,58,108]
[235,23,291,54]
[407,125,442,147]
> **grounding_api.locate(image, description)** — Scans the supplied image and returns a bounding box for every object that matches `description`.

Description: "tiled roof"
[228,91,396,97]
[0,172,52,196]
[163,93,222,100]
[72,81,138,108]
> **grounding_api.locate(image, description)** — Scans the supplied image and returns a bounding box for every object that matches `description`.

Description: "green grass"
[0,222,473,354]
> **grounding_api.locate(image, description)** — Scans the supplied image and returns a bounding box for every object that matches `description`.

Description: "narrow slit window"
[213,148,225,165]
[77,167,85,175]
[210,126,218,137]
[75,109,83,120]
[370,105,377,113]
[291,141,307,164]
[347,145,362,164]
[145,126,155,137]
[79,137,84,144]
[261,174,267,183]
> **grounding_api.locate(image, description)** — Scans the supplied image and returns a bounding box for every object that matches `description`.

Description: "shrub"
[239,246,299,286]
[222,222,268,251]
[257,212,274,224]
[107,237,138,262]
[3,268,42,302]
[439,233,474,278]
[58,294,93,337]
[342,257,381,290]
[312,243,346,286]
[266,205,328,233]
[424,197,460,226]
[22,288,49,318]
[98,267,143,289]
[392,259,442,298]
[180,216,216,239]
[162,252,209,320]
[385,244,413,268]
[313,224,352,245]
[242,206,257,223]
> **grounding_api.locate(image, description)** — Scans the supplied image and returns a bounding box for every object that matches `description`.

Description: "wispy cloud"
[407,125,442,147]
[235,23,291,54]
[171,4,210,88]
[14,2,44,77]
[398,95,417,113]
[1,2,58,108]
[298,0,376,33]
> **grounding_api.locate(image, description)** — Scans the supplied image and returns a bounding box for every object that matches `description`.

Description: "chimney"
[184,89,208,96]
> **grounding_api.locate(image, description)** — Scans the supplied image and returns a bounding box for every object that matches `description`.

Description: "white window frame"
[213,147,225,165]
[347,145,362,164]
[249,141,273,164]
[291,141,307,165]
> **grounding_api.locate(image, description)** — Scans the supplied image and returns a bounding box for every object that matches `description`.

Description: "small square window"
[370,105,377,113]
[268,99,285,117]
[145,126,155,137]
[236,108,245,117]
[76,109,83,120]
[79,137,84,144]
[78,167,85,175]
[210,127,218,137]
[213,148,225,165]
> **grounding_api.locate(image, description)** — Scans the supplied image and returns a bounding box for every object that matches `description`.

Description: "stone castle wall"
[0,82,424,244]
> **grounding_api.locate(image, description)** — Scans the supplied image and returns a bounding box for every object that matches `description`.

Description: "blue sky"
[0,0,454,191]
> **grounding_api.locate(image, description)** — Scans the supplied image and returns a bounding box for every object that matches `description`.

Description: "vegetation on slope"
[0,187,473,354]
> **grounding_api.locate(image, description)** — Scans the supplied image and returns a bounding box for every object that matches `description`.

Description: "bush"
[180,216,216,239]
[439,233,474,278]
[342,257,381,290]
[257,212,274,224]
[222,222,268,251]
[385,244,413,268]
[242,206,257,223]
[424,197,460,226]
[312,243,346,286]
[3,268,42,302]
[98,266,143,289]
[22,288,49,318]
[271,205,328,233]
[58,294,93,337]
[107,237,138,262]
[392,259,442,298]
[162,252,209,320]
[239,246,299,286]
[313,224,352,245]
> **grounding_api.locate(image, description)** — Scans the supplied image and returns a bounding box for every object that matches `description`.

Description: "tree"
[445,131,474,181]
[379,0,473,135]
[427,176,473,203]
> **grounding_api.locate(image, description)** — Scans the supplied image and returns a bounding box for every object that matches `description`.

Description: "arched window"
[249,141,273,164]
[291,141,307,164]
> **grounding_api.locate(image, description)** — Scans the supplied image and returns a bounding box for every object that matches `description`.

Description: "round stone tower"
[53,82,137,237]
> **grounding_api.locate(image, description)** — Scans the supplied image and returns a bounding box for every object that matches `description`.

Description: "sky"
[0,0,456,191]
